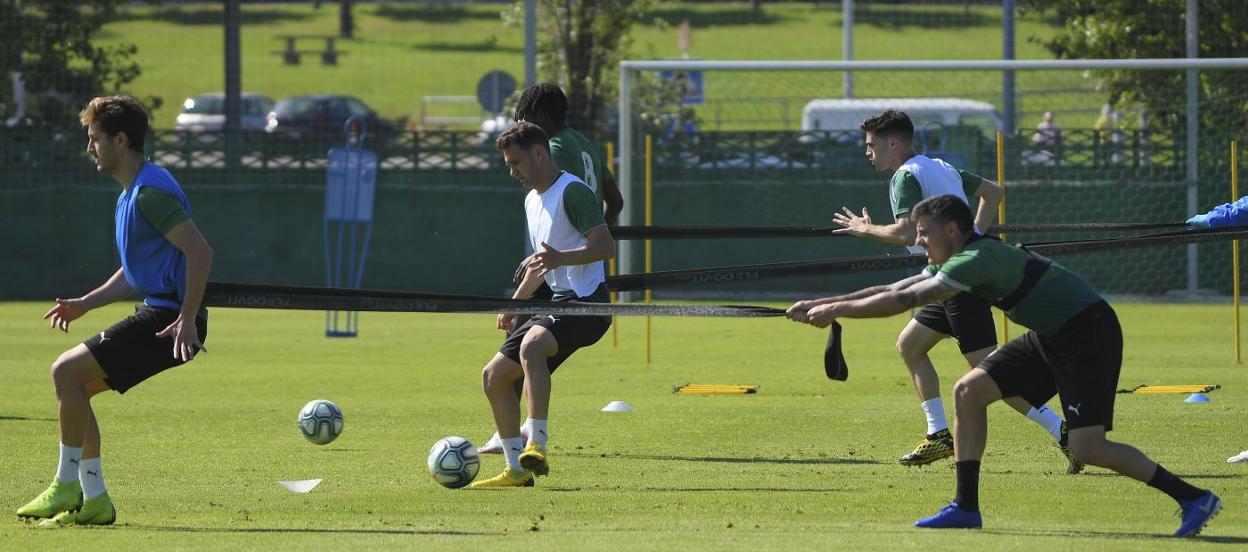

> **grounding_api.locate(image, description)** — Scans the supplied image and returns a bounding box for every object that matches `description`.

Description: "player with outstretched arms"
[788,194,1221,536]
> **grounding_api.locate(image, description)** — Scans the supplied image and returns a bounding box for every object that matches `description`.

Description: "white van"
[801,98,1004,137]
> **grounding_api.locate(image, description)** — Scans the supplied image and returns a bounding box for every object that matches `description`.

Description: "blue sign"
[659,69,704,105]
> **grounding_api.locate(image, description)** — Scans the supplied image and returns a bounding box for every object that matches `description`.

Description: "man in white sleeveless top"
[818,110,1079,473]
[470,122,615,488]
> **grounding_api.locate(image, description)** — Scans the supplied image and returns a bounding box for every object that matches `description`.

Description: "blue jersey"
[115,162,192,311]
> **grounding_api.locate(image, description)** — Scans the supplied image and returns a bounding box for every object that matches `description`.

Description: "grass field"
[1,300,1245,549]
[93,2,1076,130]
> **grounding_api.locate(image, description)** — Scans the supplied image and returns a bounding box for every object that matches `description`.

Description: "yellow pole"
[607,142,618,350]
[1233,140,1241,363]
[645,135,653,365]
[996,131,1009,343]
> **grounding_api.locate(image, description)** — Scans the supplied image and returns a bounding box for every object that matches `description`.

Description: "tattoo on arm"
[896,289,921,310]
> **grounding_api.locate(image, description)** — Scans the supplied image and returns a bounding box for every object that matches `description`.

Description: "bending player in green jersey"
[788,194,1221,536]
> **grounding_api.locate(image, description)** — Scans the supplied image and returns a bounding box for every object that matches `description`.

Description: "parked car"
[264,95,396,144]
[175,93,275,132]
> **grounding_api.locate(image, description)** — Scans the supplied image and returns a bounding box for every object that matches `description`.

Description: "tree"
[1,0,151,126]
[513,0,659,139]
[1019,0,1248,138]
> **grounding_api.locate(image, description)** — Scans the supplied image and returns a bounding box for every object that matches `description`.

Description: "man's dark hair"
[496,121,550,152]
[911,194,973,235]
[79,95,149,153]
[513,83,567,126]
[860,109,914,143]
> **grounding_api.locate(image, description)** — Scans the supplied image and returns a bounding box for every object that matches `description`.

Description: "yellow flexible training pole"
[607,142,618,350]
[996,131,1009,343]
[645,135,653,365]
[1233,140,1241,363]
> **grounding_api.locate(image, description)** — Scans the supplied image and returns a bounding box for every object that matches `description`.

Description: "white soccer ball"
[298,399,344,445]
[427,436,480,489]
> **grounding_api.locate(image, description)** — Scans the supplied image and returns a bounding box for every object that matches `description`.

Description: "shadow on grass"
[415,41,521,54]
[125,525,491,537]
[545,486,839,493]
[0,415,56,422]
[116,7,314,26]
[981,527,1248,544]
[568,452,880,466]
[1076,472,1243,480]
[375,4,500,23]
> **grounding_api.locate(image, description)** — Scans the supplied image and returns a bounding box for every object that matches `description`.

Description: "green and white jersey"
[549,127,608,205]
[525,171,608,298]
[924,238,1102,336]
[889,154,982,253]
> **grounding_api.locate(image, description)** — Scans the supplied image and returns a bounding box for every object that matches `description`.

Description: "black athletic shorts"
[499,286,611,374]
[913,291,998,354]
[979,300,1121,430]
[83,304,209,394]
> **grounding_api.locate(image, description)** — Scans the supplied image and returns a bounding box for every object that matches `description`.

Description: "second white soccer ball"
[298,399,344,445]
[427,436,480,489]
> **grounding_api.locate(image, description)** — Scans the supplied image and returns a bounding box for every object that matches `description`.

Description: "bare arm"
[787,273,928,313]
[154,219,214,361]
[794,275,958,328]
[972,178,1003,233]
[43,267,135,332]
[831,206,917,247]
[601,172,624,225]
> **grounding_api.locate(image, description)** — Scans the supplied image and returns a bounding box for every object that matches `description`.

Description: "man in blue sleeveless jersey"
[787,195,1221,537]
[469,122,614,488]
[17,96,214,527]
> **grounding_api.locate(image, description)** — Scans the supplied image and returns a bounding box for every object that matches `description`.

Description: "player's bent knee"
[518,330,557,366]
[1066,429,1110,465]
[481,356,521,393]
[952,372,998,408]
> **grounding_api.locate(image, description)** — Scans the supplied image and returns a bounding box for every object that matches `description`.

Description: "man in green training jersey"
[787,194,1221,536]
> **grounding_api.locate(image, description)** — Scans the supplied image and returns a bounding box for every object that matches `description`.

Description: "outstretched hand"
[832,207,874,236]
[44,298,90,333]
[155,314,205,362]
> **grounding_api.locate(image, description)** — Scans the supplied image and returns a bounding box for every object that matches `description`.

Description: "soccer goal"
[616,58,1248,298]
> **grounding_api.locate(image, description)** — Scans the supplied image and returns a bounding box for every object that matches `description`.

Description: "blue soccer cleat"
[914,502,982,529]
[1174,491,1221,537]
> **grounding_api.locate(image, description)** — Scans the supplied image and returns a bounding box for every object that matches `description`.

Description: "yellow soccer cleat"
[39,493,115,528]
[468,466,534,489]
[899,429,954,466]
[518,442,549,476]
[16,480,82,520]
[1056,422,1085,475]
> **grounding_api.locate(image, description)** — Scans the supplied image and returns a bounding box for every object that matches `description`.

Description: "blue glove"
[1187,214,1211,228]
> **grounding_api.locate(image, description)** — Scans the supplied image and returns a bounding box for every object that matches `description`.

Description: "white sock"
[1026,405,1064,441]
[921,398,948,435]
[526,418,548,448]
[520,419,533,440]
[56,443,83,483]
[79,457,106,499]
[502,437,525,471]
